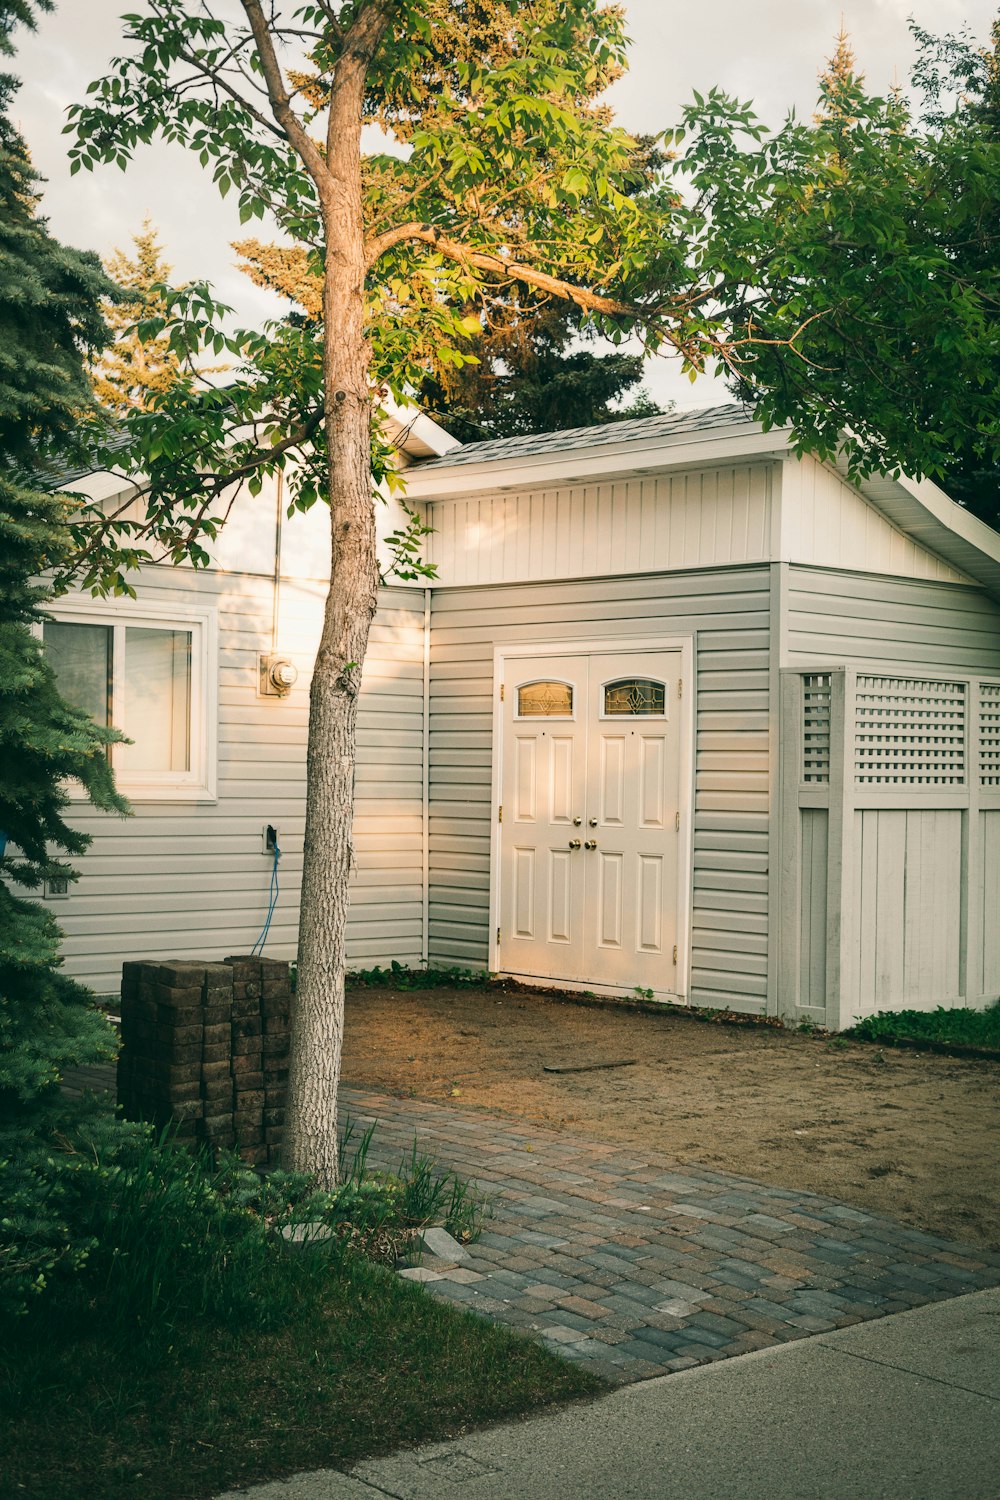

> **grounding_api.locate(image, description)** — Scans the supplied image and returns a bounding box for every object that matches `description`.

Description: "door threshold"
[496,969,688,1006]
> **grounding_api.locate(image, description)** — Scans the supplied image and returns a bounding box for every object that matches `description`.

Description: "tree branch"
[326,0,398,158]
[65,407,324,566]
[239,0,329,183]
[365,221,653,321]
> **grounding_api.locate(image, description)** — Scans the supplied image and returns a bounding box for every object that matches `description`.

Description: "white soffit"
[851,466,1000,603]
[382,398,460,460]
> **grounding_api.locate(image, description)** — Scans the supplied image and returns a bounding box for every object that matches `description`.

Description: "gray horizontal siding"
[785,566,1000,672]
[53,572,425,994]
[427,566,773,1011]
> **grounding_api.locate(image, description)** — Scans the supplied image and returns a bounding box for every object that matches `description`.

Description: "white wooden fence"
[779,667,1000,1029]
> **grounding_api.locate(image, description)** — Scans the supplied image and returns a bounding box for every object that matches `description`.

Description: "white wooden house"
[46,403,1000,1030]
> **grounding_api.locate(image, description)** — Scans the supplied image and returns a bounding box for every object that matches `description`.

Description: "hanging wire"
[251,840,281,956]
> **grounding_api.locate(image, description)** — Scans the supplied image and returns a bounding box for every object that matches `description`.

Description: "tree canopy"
[905,15,1000,525]
[233,236,663,441]
[60,4,1000,599]
[90,219,182,414]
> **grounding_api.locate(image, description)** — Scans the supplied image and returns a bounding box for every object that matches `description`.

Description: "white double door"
[497,647,686,997]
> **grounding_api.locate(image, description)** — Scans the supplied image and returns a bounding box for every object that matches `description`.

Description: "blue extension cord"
[251,839,281,956]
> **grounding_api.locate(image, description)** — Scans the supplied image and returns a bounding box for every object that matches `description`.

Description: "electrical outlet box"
[263,824,279,856]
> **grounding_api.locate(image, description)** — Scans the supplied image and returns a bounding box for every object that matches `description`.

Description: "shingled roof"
[414,403,753,470]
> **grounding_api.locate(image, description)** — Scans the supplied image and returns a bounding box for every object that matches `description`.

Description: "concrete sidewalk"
[218,1287,1000,1500]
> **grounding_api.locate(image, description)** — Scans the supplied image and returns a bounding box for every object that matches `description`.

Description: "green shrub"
[1,1102,489,1340]
[847,1000,1000,1049]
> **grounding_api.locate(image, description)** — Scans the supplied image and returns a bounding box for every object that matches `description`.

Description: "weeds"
[349,960,492,990]
[847,1000,1000,1051]
[395,1139,491,1242]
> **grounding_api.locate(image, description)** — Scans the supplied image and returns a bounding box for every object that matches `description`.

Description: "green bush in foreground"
[0,1105,583,1500]
[847,1000,1000,1049]
[1,1102,490,1331]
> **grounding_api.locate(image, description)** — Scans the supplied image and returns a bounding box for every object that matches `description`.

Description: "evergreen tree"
[91,218,181,413]
[416,298,664,441]
[0,1,126,1135]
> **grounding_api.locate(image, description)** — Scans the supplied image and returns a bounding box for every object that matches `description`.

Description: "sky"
[10,0,998,412]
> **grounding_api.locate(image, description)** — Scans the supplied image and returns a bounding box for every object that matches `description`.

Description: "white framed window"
[42,597,218,802]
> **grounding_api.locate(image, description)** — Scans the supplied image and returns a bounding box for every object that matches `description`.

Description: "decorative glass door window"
[516,680,574,717]
[42,604,216,800]
[603,679,666,716]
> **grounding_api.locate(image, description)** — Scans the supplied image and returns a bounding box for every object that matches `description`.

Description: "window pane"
[121,627,192,772]
[517,681,573,717]
[44,621,112,726]
[604,679,666,716]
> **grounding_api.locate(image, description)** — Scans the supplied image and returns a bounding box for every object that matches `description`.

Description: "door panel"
[600,736,626,824]
[548,849,573,943]
[513,736,537,820]
[549,735,575,823]
[637,854,664,952]
[597,852,624,948]
[639,736,666,827]
[498,655,588,981]
[499,647,684,996]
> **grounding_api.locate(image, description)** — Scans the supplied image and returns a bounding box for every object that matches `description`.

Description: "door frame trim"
[489,635,696,1001]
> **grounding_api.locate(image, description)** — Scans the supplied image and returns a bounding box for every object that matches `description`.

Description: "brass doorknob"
[568,839,581,849]
[572,816,582,826]
[589,818,598,827]
[584,840,598,850]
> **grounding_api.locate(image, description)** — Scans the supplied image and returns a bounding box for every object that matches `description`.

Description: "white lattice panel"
[802,674,832,783]
[855,676,966,785]
[980,685,1000,788]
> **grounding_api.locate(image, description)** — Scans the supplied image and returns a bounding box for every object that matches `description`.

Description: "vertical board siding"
[427,566,772,1012]
[982,812,1000,995]
[786,567,1000,672]
[53,572,425,994]
[799,808,829,1008]
[851,808,964,1014]
[425,465,772,587]
[781,458,973,585]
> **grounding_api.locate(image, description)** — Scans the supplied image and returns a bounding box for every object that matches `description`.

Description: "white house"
[45,403,1000,1031]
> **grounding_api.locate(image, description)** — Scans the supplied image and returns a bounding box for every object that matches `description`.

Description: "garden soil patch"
[342,985,999,1249]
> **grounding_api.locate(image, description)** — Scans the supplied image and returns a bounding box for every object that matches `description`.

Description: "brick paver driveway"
[344,1085,1000,1385]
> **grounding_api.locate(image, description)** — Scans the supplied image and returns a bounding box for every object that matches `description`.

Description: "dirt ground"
[342,985,1000,1249]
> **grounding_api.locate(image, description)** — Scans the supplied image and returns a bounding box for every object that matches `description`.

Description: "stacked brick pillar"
[118,955,291,1165]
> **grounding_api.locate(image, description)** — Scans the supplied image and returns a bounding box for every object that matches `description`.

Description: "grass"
[847,999,1000,1051]
[0,1250,597,1500]
[0,1111,596,1500]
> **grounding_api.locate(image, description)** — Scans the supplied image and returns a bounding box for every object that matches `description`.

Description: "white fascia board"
[61,470,137,505]
[851,463,1000,601]
[403,422,791,500]
[381,398,461,459]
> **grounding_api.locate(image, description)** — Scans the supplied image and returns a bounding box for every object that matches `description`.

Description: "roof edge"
[849,462,1000,602]
[404,420,791,498]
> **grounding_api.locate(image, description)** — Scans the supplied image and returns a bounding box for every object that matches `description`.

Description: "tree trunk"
[284,66,376,1189]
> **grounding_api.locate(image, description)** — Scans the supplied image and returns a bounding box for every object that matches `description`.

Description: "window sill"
[63,779,218,805]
